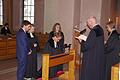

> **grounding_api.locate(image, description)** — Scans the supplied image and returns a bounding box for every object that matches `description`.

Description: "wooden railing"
[42,49,75,80]
[111,63,119,80]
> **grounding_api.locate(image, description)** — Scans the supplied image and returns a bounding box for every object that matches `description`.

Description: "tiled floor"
[0,54,80,80]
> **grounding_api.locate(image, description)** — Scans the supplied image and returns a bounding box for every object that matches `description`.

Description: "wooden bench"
[41,49,75,80]
[0,36,16,60]
[111,63,119,80]
[35,32,48,52]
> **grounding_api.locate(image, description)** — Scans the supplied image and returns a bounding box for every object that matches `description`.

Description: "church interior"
[0,0,120,80]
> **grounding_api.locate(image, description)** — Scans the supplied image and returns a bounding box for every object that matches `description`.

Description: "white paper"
[78,35,87,41]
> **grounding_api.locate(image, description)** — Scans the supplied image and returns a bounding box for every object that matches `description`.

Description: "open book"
[76,34,87,41]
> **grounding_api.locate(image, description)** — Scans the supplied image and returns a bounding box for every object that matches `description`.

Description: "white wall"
[79,0,102,35]
[44,0,74,44]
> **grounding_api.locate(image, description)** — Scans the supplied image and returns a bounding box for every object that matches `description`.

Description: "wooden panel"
[49,54,74,67]
[0,36,16,60]
[42,50,75,80]
[37,33,48,50]
[7,37,16,46]
[7,48,16,55]
[0,39,6,49]
[0,49,6,56]
[111,64,119,80]
[42,54,49,80]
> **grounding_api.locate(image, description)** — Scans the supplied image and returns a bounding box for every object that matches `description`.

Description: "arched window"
[0,0,3,25]
[24,0,34,24]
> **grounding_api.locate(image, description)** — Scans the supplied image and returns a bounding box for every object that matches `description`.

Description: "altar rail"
[42,49,75,80]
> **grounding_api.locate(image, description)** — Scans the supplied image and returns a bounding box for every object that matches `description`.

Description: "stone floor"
[0,54,80,80]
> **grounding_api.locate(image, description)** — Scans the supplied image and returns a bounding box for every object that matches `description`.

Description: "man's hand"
[34,43,37,47]
[28,49,32,55]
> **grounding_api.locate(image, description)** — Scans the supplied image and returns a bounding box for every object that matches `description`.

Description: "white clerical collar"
[108,28,116,38]
[54,41,57,48]
[22,28,26,33]
[93,24,98,27]
[30,32,34,38]
[5,27,7,30]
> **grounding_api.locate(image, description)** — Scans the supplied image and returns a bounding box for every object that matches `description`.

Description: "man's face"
[86,20,92,29]
[25,24,31,32]
[86,17,96,29]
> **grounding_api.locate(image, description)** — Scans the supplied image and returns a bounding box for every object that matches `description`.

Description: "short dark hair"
[106,21,114,25]
[51,32,62,37]
[106,21,115,28]
[22,20,31,27]
[4,23,9,26]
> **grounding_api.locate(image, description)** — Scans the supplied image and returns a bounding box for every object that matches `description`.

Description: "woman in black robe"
[24,25,40,79]
[48,23,64,52]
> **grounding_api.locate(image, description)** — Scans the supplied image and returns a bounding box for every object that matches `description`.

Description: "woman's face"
[106,25,112,33]
[55,25,60,32]
[29,26,35,33]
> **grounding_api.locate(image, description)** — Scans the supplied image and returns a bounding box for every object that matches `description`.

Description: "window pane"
[24,0,28,5]
[0,16,3,25]
[24,0,34,24]
[0,0,3,25]
[30,17,34,24]
[0,6,3,15]
[27,6,31,16]
[31,0,34,5]
[0,0,2,5]
[24,17,28,20]
[30,6,34,16]
[28,0,34,5]
[24,6,28,16]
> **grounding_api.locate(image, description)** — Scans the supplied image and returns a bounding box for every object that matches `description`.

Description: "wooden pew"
[111,63,119,80]
[42,49,75,80]
[35,32,48,52]
[0,36,16,60]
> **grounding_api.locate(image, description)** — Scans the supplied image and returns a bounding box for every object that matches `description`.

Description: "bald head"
[86,16,97,29]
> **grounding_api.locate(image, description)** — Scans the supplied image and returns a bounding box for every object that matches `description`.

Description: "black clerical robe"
[80,25,105,80]
[104,30,120,80]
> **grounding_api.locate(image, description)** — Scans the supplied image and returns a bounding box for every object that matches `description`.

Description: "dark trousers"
[105,54,119,80]
[25,53,38,78]
[17,57,27,80]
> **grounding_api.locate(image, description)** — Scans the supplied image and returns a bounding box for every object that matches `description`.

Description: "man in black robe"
[44,32,64,78]
[79,16,105,80]
[104,21,120,80]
